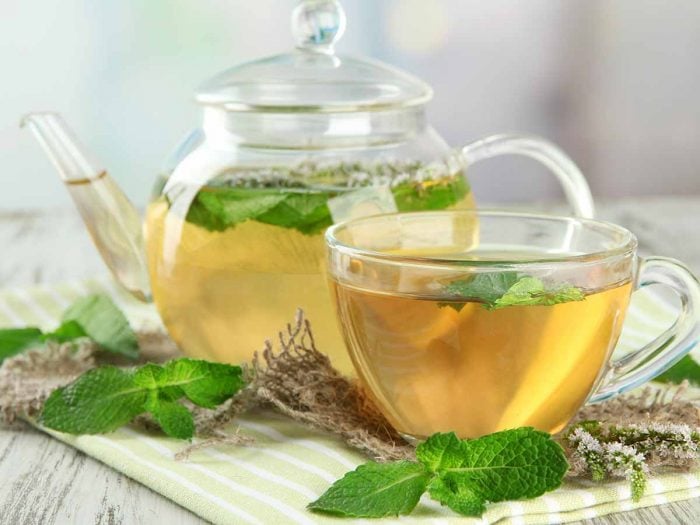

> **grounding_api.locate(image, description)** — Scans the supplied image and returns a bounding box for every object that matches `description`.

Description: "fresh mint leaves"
[308,428,568,518]
[0,294,137,363]
[442,272,585,311]
[40,358,245,440]
[182,166,469,234]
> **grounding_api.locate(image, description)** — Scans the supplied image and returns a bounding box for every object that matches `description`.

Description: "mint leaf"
[40,359,245,439]
[160,359,247,408]
[493,277,585,309]
[186,188,288,232]
[416,431,463,472]
[308,461,431,518]
[182,165,469,234]
[392,176,470,212]
[421,428,568,517]
[43,320,88,343]
[444,273,520,306]
[62,294,138,358]
[0,327,43,363]
[427,477,485,516]
[0,295,135,362]
[255,192,332,235]
[311,428,569,519]
[654,355,700,387]
[185,187,334,235]
[442,273,584,311]
[149,399,195,440]
[40,367,147,433]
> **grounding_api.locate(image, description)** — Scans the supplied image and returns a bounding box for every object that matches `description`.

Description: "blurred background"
[2,0,700,210]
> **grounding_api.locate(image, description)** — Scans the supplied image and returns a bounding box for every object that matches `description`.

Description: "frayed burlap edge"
[178,310,412,461]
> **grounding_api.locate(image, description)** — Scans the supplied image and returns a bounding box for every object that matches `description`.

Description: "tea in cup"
[326,211,700,439]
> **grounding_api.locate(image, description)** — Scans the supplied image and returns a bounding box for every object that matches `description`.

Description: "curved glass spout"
[22,112,151,301]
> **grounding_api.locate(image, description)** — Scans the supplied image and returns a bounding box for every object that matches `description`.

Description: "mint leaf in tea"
[181,160,470,234]
[442,273,584,311]
[147,160,474,371]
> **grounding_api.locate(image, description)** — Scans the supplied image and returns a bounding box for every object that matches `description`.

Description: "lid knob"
[291,0,346,53]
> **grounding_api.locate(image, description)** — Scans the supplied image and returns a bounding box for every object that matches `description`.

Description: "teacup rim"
[325,209,639,267]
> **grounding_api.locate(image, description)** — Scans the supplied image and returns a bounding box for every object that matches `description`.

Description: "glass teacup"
[326,211,700,439]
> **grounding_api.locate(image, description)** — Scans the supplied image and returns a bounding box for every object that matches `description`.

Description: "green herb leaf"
[135,358,247,409]
[444,273,520,306]
[442,273,584,311]
[186,188,288,232]
[43,320,88,343]
[149,399,195,440]
[311,428,568,519]
[493,277,585,309]
[255,192,333,235]
[62,294,138,358]
[308,461,431,518]
[427,477,485,516]
[40,359,245,440]
[421,429,569,517]
[653,355,700,387]
[0,327,43,363]
[40,367,147,434]
[182,165,469,234]
[392,176,470,212]
[415,431,463,472]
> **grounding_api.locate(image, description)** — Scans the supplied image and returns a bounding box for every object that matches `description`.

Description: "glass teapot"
[23,0,593,372]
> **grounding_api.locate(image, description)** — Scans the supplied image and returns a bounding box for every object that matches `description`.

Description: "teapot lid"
[195,0,432,113]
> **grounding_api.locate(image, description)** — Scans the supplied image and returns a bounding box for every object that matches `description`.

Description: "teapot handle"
[461,134,595,218]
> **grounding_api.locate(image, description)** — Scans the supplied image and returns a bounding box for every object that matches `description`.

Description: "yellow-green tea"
[146,162,474,372]
[331,279,632,437]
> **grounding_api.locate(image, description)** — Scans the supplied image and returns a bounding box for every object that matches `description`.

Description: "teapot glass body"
[144,104,592,372]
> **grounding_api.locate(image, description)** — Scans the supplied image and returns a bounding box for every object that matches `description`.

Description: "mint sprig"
[442,273,585,311]
[40,358,245,440]
[0,294,138,363]
[182,173,469,234]
[308,428,568,518]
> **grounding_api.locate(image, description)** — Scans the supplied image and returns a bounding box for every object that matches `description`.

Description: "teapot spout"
[22,112,151,301]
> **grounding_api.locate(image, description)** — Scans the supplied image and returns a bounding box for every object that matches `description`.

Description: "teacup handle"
[589,257,700,403]
[461,134,595,218]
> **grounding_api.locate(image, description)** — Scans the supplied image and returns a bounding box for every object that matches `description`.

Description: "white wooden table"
[1,199,699,524]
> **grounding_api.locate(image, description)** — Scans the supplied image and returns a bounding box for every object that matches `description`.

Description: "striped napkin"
[1,278,698,525]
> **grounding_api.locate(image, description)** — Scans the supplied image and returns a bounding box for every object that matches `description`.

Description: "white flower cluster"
[625,422,698,460]
[566,421,700,502]
[568,426,648,500]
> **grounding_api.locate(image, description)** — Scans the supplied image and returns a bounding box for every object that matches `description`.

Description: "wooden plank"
[1,202,699,524]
